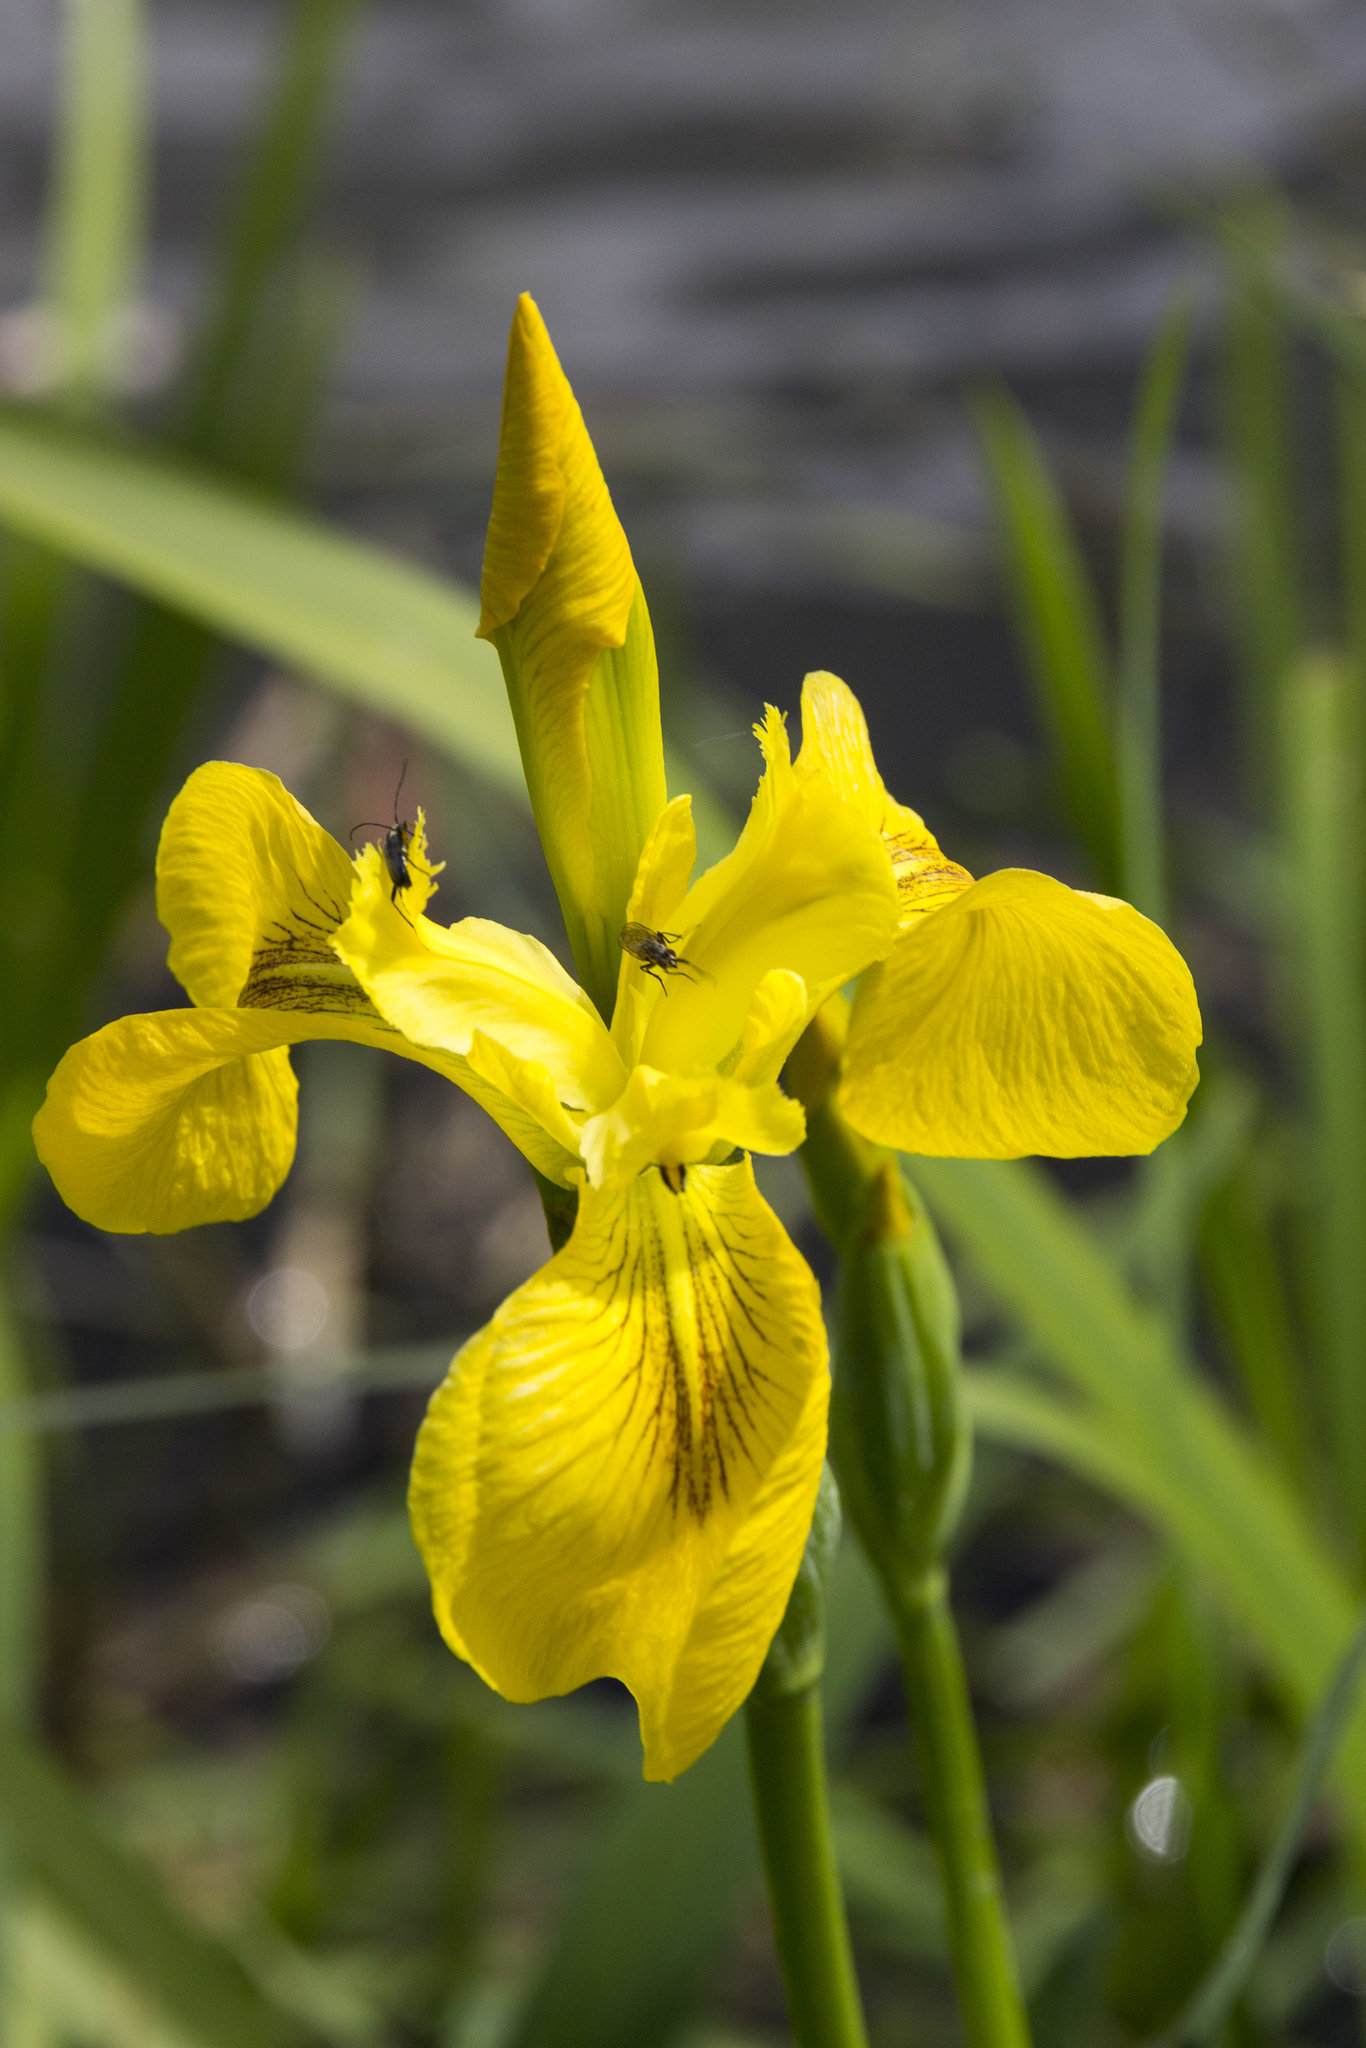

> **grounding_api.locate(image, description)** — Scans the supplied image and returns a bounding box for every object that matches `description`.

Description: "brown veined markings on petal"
[238,872,392,1023]
[492,1172,799,1556]
[885,830,973,924]
[636,1179,790,1524]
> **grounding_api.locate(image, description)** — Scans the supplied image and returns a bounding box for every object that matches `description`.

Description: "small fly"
[619,922,711,996]
[350,763,432,913]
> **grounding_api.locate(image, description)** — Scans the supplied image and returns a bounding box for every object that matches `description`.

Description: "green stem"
[789,1031,1029,2048]
[745,1681,868,2048]
[892,1570,1029,2048]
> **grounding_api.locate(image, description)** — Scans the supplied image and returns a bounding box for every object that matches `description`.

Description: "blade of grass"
[912,1157,1366,1842]
[2,0,368,1173]
[1216,198,1305,812]
[0,416,521,794]
[1334,342,1366,717]
[0,1722,310,2048]
[1280,652,1366,1558]
[1150,1600,1366,2045]
[176,0,360,457]
[1199,1154,1310,1493]
[972,387,1119,890]
[507,1721,758,2048]
[0,1294,40,1725]
[32,0,368,1049]
[0,1340,451,1434]
[1117,290,1192,929]
[46,0,146,406]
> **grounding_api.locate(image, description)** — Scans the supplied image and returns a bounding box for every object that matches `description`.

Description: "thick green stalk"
[893,1570,1028,2048]
[792,1015,1029,2048]
[746,1685,866,2048]
[745,1469,868,2048]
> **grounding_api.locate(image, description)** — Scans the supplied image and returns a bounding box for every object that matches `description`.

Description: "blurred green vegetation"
[10,3,1366,2044]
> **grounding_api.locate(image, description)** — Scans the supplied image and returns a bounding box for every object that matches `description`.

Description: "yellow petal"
[641,708,898,1075]
[578,1065,805,1189]
[609,793,698,1064]
[479,295,667,1016]
[639,1357,828,1778]
[157,760,366,1009]
[733,969,811,1088]
[33,1009,302,1232]
[333,847,625,1113]
[839,868,1202,1158]
[797,671,973,928]
[408,1158,828,1779]
[463,1029,586,1161]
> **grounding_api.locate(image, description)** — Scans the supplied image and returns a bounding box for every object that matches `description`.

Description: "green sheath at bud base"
[831,1160,971,1594]
[755,1462,842,1699]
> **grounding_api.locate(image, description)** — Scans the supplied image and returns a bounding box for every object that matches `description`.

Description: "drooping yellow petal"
[479,294,668,1016]
[641,708,898,1076]
[333,846,625,1112]
[638,1355,828,1778]
[156,760,367,1009]
[797,670,973,928]
[578,1065,805,1189]
[33,1009,302,1232]
[839,868,1202,1158]
[408,1159,828,1780]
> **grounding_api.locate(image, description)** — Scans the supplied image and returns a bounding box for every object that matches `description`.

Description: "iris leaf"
[0,1721,309,2048]
[1117,289,1191,929]
[1280,653,1366,1556]
[46,0,146,405]
[0,413,523,796]
[1148,1601,1366,2045]
[972,387,1119,890]
[916,1156,1366,1841]
[1215,198,1305,811]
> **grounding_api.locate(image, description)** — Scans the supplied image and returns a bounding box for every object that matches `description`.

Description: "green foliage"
[972,387,1120,889]
[0,1722,308,2048]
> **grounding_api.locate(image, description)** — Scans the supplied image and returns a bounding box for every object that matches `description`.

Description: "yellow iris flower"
[31,294,1201,1783]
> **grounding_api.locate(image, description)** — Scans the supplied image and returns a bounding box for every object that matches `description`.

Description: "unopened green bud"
[830,1161,970,1594]
[755,1463,842,1698]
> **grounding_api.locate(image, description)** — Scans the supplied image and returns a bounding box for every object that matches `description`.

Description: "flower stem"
[789,1012,1030,2048]
[891,1569,1030,2048]
[745,1679,868,2048]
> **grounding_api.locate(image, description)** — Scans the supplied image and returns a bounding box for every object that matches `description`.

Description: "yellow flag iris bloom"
[31,294,1202,1782]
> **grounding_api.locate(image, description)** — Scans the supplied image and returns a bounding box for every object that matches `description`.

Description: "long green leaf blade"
[973,387,1119,889]
[1117,291,1192,928]
[0,1722,308,2048]
[1216,200,1305,811]
[916,1157,1366,1841]
[1153,1601,1366,2045]
[1280,652,1366,1556]
[0,414,522,793]
[47,0,146,403]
